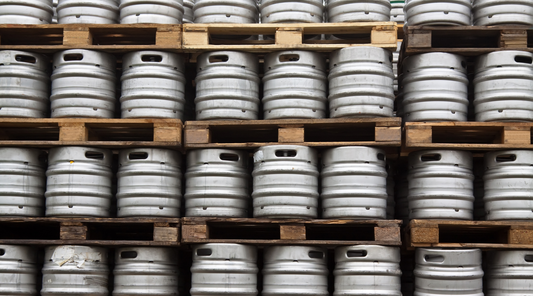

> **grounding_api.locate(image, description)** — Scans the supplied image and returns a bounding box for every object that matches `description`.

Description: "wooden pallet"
[0,118,182,149]
[184,118,402,149]
[406,219,533,249]
[182,22,398,53]
[182,217,402,246]
[0,217,180,246]
[0,24,181,52]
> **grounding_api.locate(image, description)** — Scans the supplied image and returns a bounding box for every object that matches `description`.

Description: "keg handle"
[0,249,4,256]
[15,55,36,64]
[308,251,324,259]
[424,254,444,263]
[129,152,149,160]
[525,255,533,262]
[515,56,533,64]
[209,55,229,63]
[197,249,212,256]
[347,250,367,258]
[275,150,297,157]
[495,154,516,163]
[120,251,137,259]
[85,151,104,160]
[279,54,300,62]
[220,153,239,162]
[420,154,441,162]
[63,53,84,62]
[141,55,163,63]
[377,153,385,161]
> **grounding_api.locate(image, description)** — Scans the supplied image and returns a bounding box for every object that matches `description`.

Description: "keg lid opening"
[129,152,149,160]
[85,151,104,160]
[279,54,300,62]
[63,54,84,61]
[275,150,297,157]
[209,55,229,63]
[496,154,516,163]
[308,251,324,259]
[515,56,533,64]
[197,248,212,256]
[525,255,533,262]
[141,55,163,62]
[220,153,239,162]
[15,55,36,64]
[347,250,367,258]
[120,251,137,259]
[421,154,441,162]
[424,255,444,263]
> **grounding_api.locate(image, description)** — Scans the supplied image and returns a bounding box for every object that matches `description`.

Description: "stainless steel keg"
[252,145,319,219]
[119,0,184,24]
[121,51,186,119]
[414,248,483,296]
[117,148,182,218]
[41,245,109,296]
[408,150,474,220]
[51,49,117,118]
[390,0,405,23]
[329,46,394,118]
[0,0,53,24]
[0,50,50,118]
[404,0,472,26]
[334,245,402,296]
[193,0,259,23]
[185,149,250,217]
[52,0,58,23]
[113,247,179,296]
[473,0,533,26]
[263,50,327,119]
[401,53,469,122]
[486,250,533,296]
[474,51,533,122]
[392,41,401,93]
[0,148,46,217]
[0,245,39,296]
[260,0,324,23]
[263,245,328,296]
[321,146,388,219]
[45,146,113,217]
[184,0,194,23]
[195,51,260,120]
[484,150,533,220]
[327,0,391,22]
[191,243,258,296]
[57,0,119,24]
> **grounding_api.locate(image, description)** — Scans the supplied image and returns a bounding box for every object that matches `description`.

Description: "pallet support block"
[371,26,397,44]
[60,222,88,240]
[376,126,401,142]
[275,28,303,45]
[375,226,401,242]
[502,126,531,144]
[59,122,89,142]
[278,126,305,143]
[183,26,209,46]
[185,127,211,144]
[64,27,93,46]
[500,30,528,48]
[509,227,533,244]
[154,122,181,142]
[280,225,306,240]
[182,224,209,240]
[155,26,181,47]
[408,29,432,48]
[153,222,179,242]
[410,225,439,244]
[406,126,433,145]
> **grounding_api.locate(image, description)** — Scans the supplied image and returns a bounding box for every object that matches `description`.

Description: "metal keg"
[263,245,328,296]
[193,0,259,23]
[329,46,395,118]
[0,148,46,217]
[195,51,260,120]
[113,247,179,296]
[473,0,533,26]
[263,50,327,119]
[484,150,533,220]
[52,0,58,23]
[117,148,182,218]
[51,49,117,118]
[184,0,194,23]
[0,245,39,296]
[404,0,472,26]
[0,0,53,24]
[390,0,405,23]
[402,53,469,122]
[260,0,324,23]
[57,0,119,24]
[327,0,391,22]
[408,150,474,220]
[486,250,533,296]
[414,248,483,296]
[119,0,184,24]
[321,146,388,219]
[191,243,258,296]
[185,149,250,217]
[252,145,319,219]
[121,51,186,119]
[45,146,113,217]
[334,245,402,296]
[0,50,50,118]
[474,51,533,122]
[41,245,109,296]
[392,41,401,93]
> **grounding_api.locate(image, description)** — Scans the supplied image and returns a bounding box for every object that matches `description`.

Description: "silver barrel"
[474,51,533,122]
[473,0,533,26]
[51,49,117,118]
[252,145,319,219]
[113,247,179,296]
[117,148,182,218]
[263,245,328,296]
[329,46,395,118]
[263,50,327,119]
[404,0,472,26]
[57,0,119,24]
[195,51,260,120]
[0,245,39,296]
[260,0,324,23]
[41,245,109,296]
[121,51,186,119]
[484,150,533,220]
[334,245,402,296]
[0,50,50,118]
[390,0,405,23]
[414,248,483,296]
[119,0,184,24]
[327,0,391,22]
[321,146,388,219]
[0,0,53,24]
[408,150,474,220]
[191,243,258,296]
[184,0,194,23]
[0,148,46,217]
[45,146,113,217]
[486,250,533,296]
[401,53,469,122]
[185,149,250,217]
[193,0,258,23]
